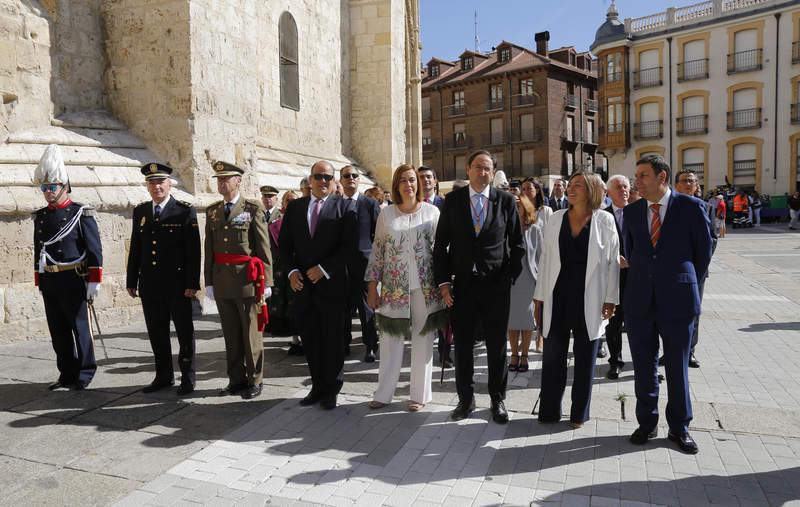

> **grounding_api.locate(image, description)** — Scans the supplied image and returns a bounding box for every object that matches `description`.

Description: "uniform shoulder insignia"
[82,207,97,217]
[176,200,192,208]
[33,206,47,216]
[244,198,262,208]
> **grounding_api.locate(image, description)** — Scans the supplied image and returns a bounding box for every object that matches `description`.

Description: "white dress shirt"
[611,203,624,230]
[646,188,671,234]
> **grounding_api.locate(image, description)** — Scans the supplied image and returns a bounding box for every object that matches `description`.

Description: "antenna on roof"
[474,11,480,53]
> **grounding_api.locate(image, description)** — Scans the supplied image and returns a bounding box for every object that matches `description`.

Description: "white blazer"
[533,209,620,341]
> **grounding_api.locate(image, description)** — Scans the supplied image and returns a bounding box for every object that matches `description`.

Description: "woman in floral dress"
[366,165,446,411]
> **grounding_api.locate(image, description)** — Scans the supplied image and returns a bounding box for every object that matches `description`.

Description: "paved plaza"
[1,224,799,507]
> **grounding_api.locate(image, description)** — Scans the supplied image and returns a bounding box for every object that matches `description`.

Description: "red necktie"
[650,203,661,247]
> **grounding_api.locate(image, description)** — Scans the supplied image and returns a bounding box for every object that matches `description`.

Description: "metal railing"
[676,114,708,135]
[585,99,598,113]
[422,138,436,151]
[633,120,663,140]
[677,58,709,81]
[683,163,705,180]
[603,71,624,84]
[445,103,466,117]
[794,41,800,64]
[633,67,663,89]
[733,159,757,178]
[486,98,504,111]
[606,123,625,134]
[564,95,579,109]
[727,49,763,74]
[444,133,470,150]
[511,128,544,143]
[727,108,762,130]
[482,133,506,146]
[792,103,800,124]
[512,94,536,107]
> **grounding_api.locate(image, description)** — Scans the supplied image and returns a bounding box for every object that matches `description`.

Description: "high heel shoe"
[508,355,519,372]
[518,355,529,373]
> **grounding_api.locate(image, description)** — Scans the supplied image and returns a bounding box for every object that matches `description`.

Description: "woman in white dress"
[521,178,552,352]
[366,165,447,412]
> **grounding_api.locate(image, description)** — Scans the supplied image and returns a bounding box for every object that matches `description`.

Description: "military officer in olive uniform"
[127,163,201,395]
[260,185,281,224]
[204,161,273,400]
[33,144,103,391]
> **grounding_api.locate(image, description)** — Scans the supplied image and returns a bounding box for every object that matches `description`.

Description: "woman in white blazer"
[533,171,620,428]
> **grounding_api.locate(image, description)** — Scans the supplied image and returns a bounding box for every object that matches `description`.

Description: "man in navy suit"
[280,161,357,410]
[548,179,568,211]
[340,165,380,362]
[623,155,712,454]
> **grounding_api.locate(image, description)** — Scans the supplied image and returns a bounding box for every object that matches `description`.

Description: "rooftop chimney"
[535,31,550,57]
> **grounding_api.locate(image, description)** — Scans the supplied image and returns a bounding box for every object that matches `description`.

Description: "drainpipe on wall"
[774,12,781,184]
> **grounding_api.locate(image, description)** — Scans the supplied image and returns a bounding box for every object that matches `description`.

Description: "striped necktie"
[650,203,661,247]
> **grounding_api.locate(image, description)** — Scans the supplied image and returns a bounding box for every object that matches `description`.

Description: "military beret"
[141,162,173,181]
[211,161,244,178]
[260,185,279,196]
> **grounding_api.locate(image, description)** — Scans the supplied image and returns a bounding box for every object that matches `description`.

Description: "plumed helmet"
[34,144,69,186]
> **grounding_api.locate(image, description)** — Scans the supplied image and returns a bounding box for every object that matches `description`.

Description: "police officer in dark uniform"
[127,163,201,395]
[33,144,103,391]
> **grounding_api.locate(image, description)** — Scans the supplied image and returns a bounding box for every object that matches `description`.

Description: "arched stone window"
[279,12,299,110]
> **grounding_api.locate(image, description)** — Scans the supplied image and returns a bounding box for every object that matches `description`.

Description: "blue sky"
[421,0,683,62]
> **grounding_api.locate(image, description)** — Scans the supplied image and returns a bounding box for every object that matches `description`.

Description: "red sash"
[214,253,269,331]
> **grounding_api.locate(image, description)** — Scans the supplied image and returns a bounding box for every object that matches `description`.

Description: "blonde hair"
[517,194,537,226]
[568,171,605,210]
[281,190,298,209]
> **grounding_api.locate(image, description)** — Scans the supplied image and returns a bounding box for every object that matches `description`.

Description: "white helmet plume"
[34,144,69,186]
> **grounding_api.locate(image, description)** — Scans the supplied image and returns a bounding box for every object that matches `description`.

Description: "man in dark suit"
[548,178,568,211]
[280,161,357,410]
[434,150,524,424]
[623,155,712,454]
[340,165,380,362]
[603,174,630,380]
[127,163,201,395]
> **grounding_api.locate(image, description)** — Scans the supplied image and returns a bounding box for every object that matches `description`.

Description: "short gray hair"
[607,174,630,189]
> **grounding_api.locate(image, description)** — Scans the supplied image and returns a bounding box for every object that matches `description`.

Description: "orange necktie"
[650,203,661,247]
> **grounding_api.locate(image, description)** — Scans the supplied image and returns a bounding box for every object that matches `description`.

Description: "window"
[606,53,622,82]
[521,149,535,174]
[520,78,534,96]
[455,155,466,172]
[489,83,503,110]
[499,47,511,62]
[494,152,504,170]
[422,96,431,121]
[462,57,473,71]
[453,90,465,107]
[279,12,299,110]
[429,64,439,77]
[453,123,466,145]
[679,39,708,81]
[732,143,757,186]
[606,96,624,132]
[490,118,503,145]
[565,151,575,174]
[729,88,760,130]
[520,114,535,141]
[682,147,705,183]
[586,120,595,143]
[565,116,574,141]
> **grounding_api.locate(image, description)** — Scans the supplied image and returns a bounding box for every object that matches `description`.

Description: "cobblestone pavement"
[1,227,799,507]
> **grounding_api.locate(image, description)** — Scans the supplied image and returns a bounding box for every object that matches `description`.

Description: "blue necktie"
[472,194,485,235]
[154,204,161,220]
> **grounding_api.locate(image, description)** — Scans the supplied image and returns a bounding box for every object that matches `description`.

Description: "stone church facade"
[0,0,422,342]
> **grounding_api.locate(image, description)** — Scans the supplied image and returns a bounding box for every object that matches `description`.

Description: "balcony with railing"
[511,128,544,143]
[625,1,773,37]
[585,99,598,114]
[603,71,624,84]
[583,130,598,146]
[482,132,506,146]
[445,103,466,117]
[633,120,663,140]
[677,58,709,81]
[422,138,436,152]
[633,67,663,89]
[486,98,504,111]
[444,133,470,150]
[793,41,800,64]
[564,95,578,110]
[727,108,762,130]
[422,108,432,122]
[733,159,757,179]
[599,123,626,149]
[727,49,763,74]
[512,94,536,107]
[676,114,708,136]
[792,103,800,125]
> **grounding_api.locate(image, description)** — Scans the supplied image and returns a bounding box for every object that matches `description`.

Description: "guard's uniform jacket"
[127,196,201,386]
[34,200,103,388]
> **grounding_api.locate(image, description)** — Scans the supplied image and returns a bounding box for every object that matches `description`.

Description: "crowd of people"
[34,143,718,455]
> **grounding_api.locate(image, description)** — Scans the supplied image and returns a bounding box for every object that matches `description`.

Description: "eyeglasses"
[311,174,334,182]
[40,184,61,193]
[341,173,359,180]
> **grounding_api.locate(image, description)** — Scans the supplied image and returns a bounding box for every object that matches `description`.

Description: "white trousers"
[373,289,435,404]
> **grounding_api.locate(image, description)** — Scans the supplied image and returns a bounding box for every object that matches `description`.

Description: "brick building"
[421,31,602,185]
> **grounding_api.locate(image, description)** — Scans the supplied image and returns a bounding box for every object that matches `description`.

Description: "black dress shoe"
[142,379,175,393]
[630,426,658,445]
[364,350,376,363]
[597,344,608,359]
[177,383,195,396]
[451,397,476,421]
[606,364,621,380]
[321,394,337,410]
[344,345,351,356]
[48,381,71,391]
[491,399,509,424]
[241,383,263,400]
[299,391,322,406]
[689,354,701,368]
[668,431,699,454]
[218,383,247,396]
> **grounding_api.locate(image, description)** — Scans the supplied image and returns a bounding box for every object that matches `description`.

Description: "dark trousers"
[298,299,346,397]
[436,328,451,362]
[539,327,600,424]
[452,275,510,403]
[41,272,97,386]
[604,306,625,367]
[344,280,378,351]
[141,292,196,385]
[627,312,695,434]
[690,279,706,355]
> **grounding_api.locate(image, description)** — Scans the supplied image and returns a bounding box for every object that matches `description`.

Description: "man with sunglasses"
[340,165,380,362]
[33,144,103,391]
[280,161,357,409]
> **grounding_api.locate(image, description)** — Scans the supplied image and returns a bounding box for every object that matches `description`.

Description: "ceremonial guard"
[205,162,273,400]
[127,163,201,395]
[260,185,281,223]
[33,144,103,391]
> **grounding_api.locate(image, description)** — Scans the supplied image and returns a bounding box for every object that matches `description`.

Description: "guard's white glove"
[205,286,215,300]
[264,287,272,299]
[86,282,100,301]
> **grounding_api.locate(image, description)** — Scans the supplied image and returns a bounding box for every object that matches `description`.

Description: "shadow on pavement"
[738,321,800,332]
